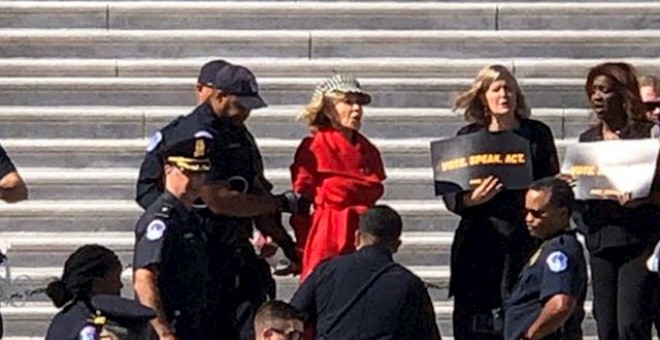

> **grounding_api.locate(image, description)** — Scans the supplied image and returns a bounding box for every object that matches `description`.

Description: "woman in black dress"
[578,62,659,340]
[445,65,560,340]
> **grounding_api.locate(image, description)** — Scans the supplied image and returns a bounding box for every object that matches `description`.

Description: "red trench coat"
[290,127,386,281]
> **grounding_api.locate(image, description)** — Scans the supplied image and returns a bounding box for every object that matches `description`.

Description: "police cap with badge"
[80,295,155,340]
[159,129,214,173]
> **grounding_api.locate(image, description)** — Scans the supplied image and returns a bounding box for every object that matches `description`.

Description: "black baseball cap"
[213,64,267,110]
[197,59,231,87]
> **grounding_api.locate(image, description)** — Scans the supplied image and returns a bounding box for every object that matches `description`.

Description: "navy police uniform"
[291,245,441,340]
[133,130,212,340]
[136,64,295,340]
[505,230,587,340]
[46,295,155,340]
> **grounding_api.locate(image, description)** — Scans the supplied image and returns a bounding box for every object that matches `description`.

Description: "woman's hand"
[463,176,503,207]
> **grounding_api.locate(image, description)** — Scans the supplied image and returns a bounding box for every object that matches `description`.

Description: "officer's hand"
[160,334,178,340]
[275,191,312,215]
[464,176,503,207]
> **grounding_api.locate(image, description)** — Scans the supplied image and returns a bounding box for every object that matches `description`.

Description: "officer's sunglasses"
[525,208,549,219]
[268,328,303,340]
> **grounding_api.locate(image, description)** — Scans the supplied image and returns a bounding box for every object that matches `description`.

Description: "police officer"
[80,295,156,340]
[505,177,587,340]
[45,245,125,340]
[136,61,303,340]
[132,130,213,340]
[290,205,441,340]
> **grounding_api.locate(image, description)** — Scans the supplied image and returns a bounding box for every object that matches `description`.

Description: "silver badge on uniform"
[146,219,167,241]
[146,131,163,152]
[546,251,569,273]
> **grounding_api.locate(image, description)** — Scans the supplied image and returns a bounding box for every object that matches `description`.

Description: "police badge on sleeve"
[146,220,167,241]
[546,251,569,273]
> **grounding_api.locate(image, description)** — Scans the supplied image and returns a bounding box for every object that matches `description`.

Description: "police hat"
[90,295,155,339]
[213,64,267,110]
[161,130,213,172]
[197,59,231,87]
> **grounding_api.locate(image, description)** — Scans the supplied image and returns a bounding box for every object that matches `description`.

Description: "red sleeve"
[290,137,318,199]
[289,137,317,255]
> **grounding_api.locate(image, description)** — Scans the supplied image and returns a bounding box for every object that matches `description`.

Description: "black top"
[290,245,441,340]
[133,191,208,318]
[443,119,560,303]
[578,125,660,252]
[0,144,16,179]
[505,230,587,340]
[45,300,94,340]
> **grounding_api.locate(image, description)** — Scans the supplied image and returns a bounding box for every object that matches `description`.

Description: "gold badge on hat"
[194,139,205,158]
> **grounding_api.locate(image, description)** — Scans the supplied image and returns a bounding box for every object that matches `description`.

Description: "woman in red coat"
[291,74,386,281]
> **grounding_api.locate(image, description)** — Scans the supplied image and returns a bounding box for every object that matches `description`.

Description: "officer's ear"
[164,163,174,175]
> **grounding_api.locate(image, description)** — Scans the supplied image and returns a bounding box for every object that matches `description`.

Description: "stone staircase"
[1,1,660,338]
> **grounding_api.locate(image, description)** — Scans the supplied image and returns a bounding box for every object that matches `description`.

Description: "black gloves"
[275,191,311,216]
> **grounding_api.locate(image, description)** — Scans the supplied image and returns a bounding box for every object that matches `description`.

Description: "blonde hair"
[453,64,530,126]
[298,91,347,130]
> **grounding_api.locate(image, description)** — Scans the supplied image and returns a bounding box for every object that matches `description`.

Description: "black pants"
[204,245,272,340]
[453,296,503,340]
[590,244,658,340]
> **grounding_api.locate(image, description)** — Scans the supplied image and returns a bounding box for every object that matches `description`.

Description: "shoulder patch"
[546,251,569,273]
[78,325,98,340]
[145,219,167,241]
[146,131,163,152]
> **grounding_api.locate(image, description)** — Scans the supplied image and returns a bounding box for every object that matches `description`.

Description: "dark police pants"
[590,244,658,340]
[204,245,272,340]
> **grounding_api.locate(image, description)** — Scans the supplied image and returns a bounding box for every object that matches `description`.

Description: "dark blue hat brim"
[236,95,267,110]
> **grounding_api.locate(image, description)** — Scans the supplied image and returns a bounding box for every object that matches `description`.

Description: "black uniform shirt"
[136,103,219,209]
[0,144,16,179]
[291,245,440,340]
[135,103,257,246]
[133,191,208,316]
[505,231,587,340]
[45,300,94,340]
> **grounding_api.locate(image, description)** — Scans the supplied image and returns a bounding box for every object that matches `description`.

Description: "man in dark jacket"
[290,205,441,340]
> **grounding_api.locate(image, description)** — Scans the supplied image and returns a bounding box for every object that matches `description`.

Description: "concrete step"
[2,58,660,79]
[2,2,659,30]
[20,167,441,201]
[0,199,457,233]
[0,106,592,140]
[1,137,575,168]
[3,29,660,59]
[0,76,590,108]
[0,230,453,267]
[0,299,603,338]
